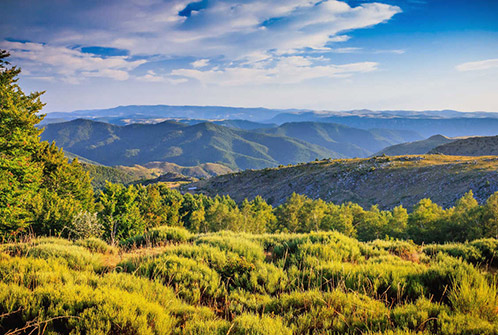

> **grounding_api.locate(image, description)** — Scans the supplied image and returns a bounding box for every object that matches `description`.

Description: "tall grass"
[1,232,498,334]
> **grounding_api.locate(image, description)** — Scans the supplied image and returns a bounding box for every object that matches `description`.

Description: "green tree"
[98,182,144,244]
[0,50,93,238]
[407,198,445,243]
[274,193,307,233]
[445,190,482,241]
[481,191,498,238]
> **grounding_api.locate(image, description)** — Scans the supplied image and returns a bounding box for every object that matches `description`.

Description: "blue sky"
[1,0,497,113]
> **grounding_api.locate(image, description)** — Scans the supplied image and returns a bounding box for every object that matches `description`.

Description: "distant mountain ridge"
[42,105,498,138]
[268,113,498,137]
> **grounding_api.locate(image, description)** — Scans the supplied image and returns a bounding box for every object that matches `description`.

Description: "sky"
[1,0,498,113]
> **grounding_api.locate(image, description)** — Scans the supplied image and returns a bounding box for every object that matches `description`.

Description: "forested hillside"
[256,122,421,157]
[41,119,337,169]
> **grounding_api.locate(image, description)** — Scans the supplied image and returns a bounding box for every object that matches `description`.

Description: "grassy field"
[189,155,498,209]
[1,228,497,334]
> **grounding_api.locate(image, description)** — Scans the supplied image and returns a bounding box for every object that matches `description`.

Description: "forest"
[1,51,498,334]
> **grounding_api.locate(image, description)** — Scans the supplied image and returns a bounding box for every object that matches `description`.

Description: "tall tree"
[0,50,94,238]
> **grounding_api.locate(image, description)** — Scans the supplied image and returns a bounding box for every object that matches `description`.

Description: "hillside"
[430,135,498,156]
[188,155,498,209]
[41,119,337,170]
[257,122,421,157]
[81,161,232,189]
[374,135,455,156]
[140,161,233,179]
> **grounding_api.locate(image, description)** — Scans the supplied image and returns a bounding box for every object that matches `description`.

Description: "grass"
[1,231,498,334]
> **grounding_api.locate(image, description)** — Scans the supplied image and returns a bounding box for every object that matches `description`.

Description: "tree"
[0,50,94,238]
[0,50,45,237]
[481,191,498,238]
[274,193,307,233]
[98,182,144,244]
[407,198,445,243]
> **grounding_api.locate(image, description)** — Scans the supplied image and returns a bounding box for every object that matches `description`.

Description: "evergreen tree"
[0,50,94,238]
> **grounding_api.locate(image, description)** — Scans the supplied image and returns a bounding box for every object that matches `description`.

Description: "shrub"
[449,271,498,323]
[120,226,192,249]
[75,237,116,254]
[229,313,291,335]
[133,255,223,304]
[66,211,103,240]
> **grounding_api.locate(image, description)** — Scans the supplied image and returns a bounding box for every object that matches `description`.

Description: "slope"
[188,155,498,210]
[429,136,498,156]
[375,135,455,156]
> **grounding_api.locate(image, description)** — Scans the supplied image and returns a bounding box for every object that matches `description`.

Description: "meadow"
[1,228,497,334]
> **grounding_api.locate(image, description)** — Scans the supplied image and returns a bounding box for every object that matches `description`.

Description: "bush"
[133,255,223,304]
[67,211,103,240]
[229,313,291,335]
[120,226,192,249]
[75,237,117,254]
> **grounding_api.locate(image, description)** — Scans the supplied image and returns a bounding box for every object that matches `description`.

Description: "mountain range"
[41,119,422,170]
[41,119,337,170]
[41,105,498,139]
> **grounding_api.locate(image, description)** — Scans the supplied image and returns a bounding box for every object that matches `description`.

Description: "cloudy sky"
[2,0,498,113]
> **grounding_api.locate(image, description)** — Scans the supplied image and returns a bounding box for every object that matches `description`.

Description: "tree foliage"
[0,50,93,239]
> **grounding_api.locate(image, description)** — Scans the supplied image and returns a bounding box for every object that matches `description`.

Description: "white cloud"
[191,59,210,68]
[171,56,378,86]
[1,0,401,85]
[456,58,498,72]
[7,0,400,59]
[136,70,188,84]
[0,40,146,83]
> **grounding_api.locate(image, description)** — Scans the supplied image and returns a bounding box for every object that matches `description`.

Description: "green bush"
[120,226,192,249]
[229,313,291,335]
[75,237,116,254]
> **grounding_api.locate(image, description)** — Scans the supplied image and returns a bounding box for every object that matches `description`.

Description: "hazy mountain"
[42,105,301,124]
[268,112,498,137]
[256,122,422,157]
[41,119,338,170]
[374,135,455,156]
[177,119,277,130]
[429,136,498,156]
[188,155,498,210]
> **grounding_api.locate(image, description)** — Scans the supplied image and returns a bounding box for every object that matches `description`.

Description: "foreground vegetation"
[1,230,498,334]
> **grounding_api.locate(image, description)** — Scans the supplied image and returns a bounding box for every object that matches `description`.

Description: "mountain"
[42,105,301,125]
[177,119,277,130]
[429,136,498,156]
[256,122,422,157]
[41,119,338,170]
[268,112,498,137]
[187,155,498,210]
[374,135,455,156]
